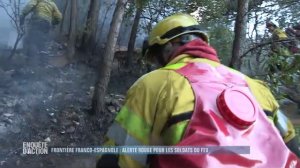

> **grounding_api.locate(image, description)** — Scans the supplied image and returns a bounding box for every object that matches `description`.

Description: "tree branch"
[240,39,295,59]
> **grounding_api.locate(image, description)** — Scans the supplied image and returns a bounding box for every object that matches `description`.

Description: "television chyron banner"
[22,142,250,155]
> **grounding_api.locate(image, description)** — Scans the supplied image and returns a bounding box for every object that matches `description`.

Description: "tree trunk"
[92,0,128,115]
[126,6,142,67]
[67,0,77,60]
[9,32,24,59]
[94,2,114,52]
[59,0,69,34]
[229,0,249,70]
[80,0,101,52]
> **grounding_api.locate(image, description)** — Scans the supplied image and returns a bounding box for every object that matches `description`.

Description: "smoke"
[0,7,12,48]
[0,0,29,49]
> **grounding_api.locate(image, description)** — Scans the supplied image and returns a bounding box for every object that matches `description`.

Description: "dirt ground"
[0,43,142,168]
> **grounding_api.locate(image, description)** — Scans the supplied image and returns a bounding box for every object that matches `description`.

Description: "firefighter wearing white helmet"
[96,14,300,168]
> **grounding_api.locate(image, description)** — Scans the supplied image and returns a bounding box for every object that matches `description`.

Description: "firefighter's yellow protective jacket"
[21,0,62,25]
[270,28,292,56]
[272,28,288,40]
[102,55,296,168]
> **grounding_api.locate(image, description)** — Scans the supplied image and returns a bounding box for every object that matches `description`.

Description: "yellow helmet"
[148,13,209,47]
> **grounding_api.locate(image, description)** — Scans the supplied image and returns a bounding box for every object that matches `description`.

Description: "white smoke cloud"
[0,0,28,49]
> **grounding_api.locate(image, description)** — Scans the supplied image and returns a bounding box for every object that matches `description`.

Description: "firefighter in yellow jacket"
[266,21,291,56]
[97,14,300,168]
[20,0,62,61]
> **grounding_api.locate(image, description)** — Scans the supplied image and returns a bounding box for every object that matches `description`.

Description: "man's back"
[21,0,62,25]
[150,56,298,168]
[101,55,297,167]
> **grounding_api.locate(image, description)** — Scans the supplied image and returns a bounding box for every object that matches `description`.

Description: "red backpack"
[151,62,300,168]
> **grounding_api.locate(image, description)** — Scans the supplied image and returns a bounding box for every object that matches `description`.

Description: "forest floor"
[0,42,143,168]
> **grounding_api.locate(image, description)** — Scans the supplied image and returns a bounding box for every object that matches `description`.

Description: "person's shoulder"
[245,77,277,101]
[245,76,269,88]
[246,77,279,110]
[131,69,172,89]
[274,28,287,35]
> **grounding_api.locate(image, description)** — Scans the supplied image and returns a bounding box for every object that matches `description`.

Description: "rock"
[115,94,125,99]
[3,113,14,117]
[48,95,53,100]
[48,113,55,117]
[44,137,51,142]
[88,86,94,95]
[40,51,50,55]
[107,106,116,113]
[50,118,57,123]
[73,120,80,126]
[3,118,13,124]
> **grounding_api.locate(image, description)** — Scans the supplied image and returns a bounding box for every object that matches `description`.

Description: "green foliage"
[264,52,300,99]
[124,1,136,19]
[277,0,300,25]
[206,20,234,65]
[190,0,228,21]
[235,0,300,102]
